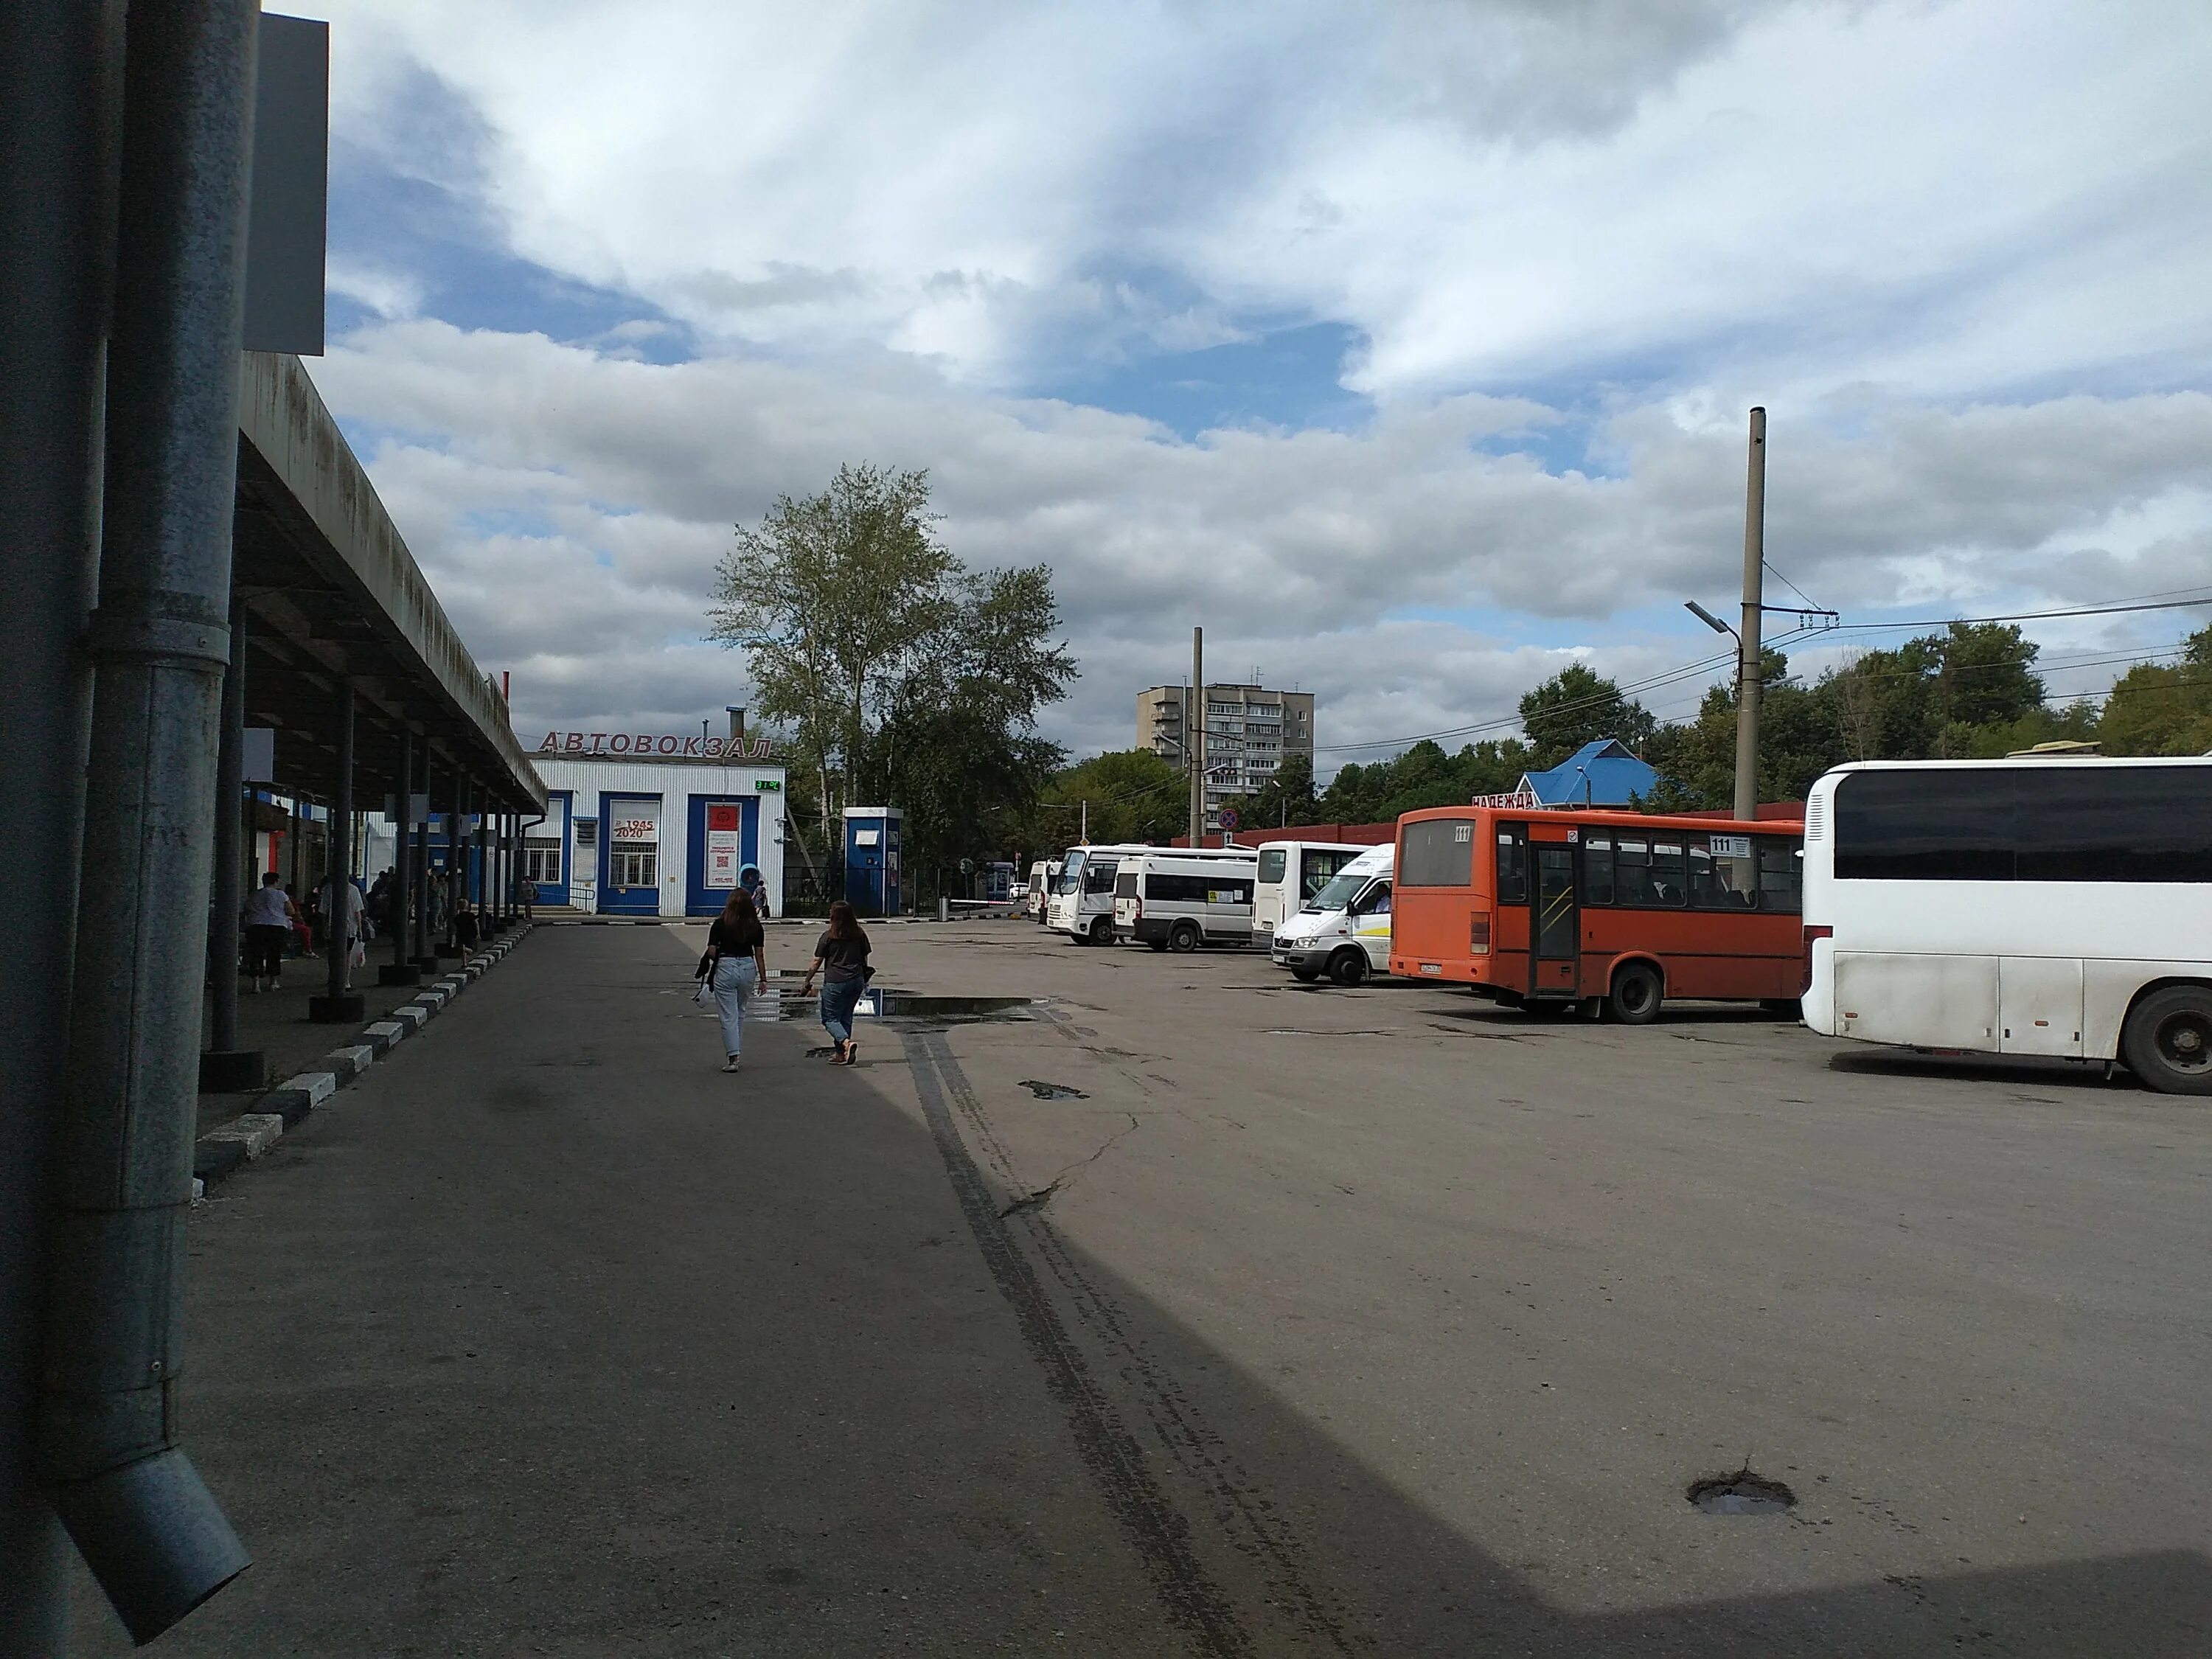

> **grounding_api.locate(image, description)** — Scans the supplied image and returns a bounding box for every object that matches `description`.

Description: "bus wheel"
[2121,985,2212,1096]
[1169,922,1201,953]
[1607,962,1663,1025]
[1290,967,1319,983]
[1088,917,1115,947]
[1329,948,1368,987]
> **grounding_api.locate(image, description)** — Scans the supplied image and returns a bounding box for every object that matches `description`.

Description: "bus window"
[1301,848,1357,899]
[1650,841,1686,906]
[1402,818,1475,886]
[1496,832,1527,903]
[1757,838,1802,911]
[1615,837,1653,903]
[1692,839,1757,908]
[1580,835,1614,905]
[1083,859,1119,895]
[1349,881,1390,916]
[1256,848,1287,886]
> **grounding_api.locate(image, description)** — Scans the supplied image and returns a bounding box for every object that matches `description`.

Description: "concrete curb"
[192,924,537,1195]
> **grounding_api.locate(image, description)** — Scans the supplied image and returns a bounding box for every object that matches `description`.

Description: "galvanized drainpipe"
[1,0,122,1642]
[38,0,256,1641]
[202,591,248,1076]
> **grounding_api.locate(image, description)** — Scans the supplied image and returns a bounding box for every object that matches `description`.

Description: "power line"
[1829,594,2212,632]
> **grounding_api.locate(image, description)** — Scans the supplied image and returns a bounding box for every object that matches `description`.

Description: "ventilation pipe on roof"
[39,0,256,1641]
[727,705,747,745]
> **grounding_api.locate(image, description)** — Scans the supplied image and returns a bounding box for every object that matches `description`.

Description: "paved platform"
[69,922,2212,1655]
[195,938,509,1135]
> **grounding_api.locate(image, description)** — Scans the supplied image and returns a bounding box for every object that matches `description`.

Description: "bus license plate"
[1419,962,1442,975]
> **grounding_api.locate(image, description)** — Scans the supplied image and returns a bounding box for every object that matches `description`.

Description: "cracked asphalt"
[70,921,2211,1655]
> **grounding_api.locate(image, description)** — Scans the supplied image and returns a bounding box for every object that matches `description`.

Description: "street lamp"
[1684,599,1734,641]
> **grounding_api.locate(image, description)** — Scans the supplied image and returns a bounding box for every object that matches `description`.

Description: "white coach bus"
[1801,758,2212,1094]
[1251,840,1371,942]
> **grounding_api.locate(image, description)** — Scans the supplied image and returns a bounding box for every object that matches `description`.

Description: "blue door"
[685,795,760,915]
[598,793,664,916]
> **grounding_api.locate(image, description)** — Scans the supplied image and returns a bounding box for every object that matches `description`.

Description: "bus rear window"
[1401,818,1475,886]
[1256,849,1287,884]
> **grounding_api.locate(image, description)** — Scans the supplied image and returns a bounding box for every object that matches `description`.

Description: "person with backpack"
[700,888,768,1073]
[796,900,872,1066]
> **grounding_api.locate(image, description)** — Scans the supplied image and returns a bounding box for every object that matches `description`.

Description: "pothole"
[1686,1471,1797,1515]
[768,990,1036,1026]
[1019,1080,1088,1100]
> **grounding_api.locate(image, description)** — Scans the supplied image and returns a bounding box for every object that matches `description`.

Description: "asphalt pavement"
[69,920,2212,1655]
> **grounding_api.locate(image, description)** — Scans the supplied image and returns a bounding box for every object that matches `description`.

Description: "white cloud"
[311,321,2212,763]
[313,0,2212,398]
[286,1,2212,772]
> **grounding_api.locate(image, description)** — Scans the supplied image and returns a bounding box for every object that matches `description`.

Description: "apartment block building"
[1136,683,1315,825]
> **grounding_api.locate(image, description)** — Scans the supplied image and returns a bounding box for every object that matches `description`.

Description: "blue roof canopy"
[1520,740,1658,807]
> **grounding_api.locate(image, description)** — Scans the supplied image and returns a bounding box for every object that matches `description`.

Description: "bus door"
[1529,826,1579,998]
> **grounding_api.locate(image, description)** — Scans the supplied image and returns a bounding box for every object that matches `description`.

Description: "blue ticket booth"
[842,806,902,917]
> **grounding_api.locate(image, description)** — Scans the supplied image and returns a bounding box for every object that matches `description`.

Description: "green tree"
[1519,664,1657,770]
[711,462,1076,877]
[1023,749,1188,851]
[2099,625,2212,755]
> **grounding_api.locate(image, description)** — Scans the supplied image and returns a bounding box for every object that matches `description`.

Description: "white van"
[1270,844,1393,985]
[1253,841,1371,942]
[1046,846,1146,944]
[1112,849,1260,951]
[1025,858,1062,922]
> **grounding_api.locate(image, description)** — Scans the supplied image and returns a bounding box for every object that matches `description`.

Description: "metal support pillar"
[36,0,257,1641]
[200,591,260,1090]
[0,0,123,1641]
[411,751,436,969]
[379,727,420,986]
[443,776,462,955]
[310,684,362,1022]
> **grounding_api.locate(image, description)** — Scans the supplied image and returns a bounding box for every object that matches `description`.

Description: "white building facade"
[524,731,787,918]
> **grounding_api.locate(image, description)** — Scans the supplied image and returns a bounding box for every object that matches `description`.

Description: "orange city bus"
[1388,806,1806,1023]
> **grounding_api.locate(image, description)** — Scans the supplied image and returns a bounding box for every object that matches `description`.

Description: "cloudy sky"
[302,0,2212,770]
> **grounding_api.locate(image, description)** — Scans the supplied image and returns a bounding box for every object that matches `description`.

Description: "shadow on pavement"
[70,926,2211,1657]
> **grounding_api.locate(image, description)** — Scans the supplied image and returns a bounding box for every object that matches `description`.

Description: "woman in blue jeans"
[796,900,872,1065]
[704,888,767,1073]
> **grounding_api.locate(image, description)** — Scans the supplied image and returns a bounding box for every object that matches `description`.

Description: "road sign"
[1218,807,1239,831]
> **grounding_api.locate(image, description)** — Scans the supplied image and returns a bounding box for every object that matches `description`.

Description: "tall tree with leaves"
[710,463,1075,878]
[1518,664,1658,769]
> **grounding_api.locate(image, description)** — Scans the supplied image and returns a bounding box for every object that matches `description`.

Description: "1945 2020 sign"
[537,731,775,759]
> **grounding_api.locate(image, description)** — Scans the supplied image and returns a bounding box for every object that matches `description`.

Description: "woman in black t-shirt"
[796,900,872,1065]
[704,889,768,1072]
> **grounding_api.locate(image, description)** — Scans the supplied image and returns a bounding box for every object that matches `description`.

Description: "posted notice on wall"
[705,802,741,888]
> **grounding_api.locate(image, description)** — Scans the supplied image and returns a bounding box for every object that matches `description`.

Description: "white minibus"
[1025,858,1061,922]
[1111,849,1260,951]
[1046,846,1149,944]
[1801,757,2212,1093]
[1270,844,1393,985]
[1251,841,1371,942]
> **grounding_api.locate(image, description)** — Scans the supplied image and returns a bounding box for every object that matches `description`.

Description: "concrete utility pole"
[1188,627,1204,848]
[1734,407,1767,825]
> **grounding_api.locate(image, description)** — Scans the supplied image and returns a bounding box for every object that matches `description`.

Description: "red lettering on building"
[658,735,678,754]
